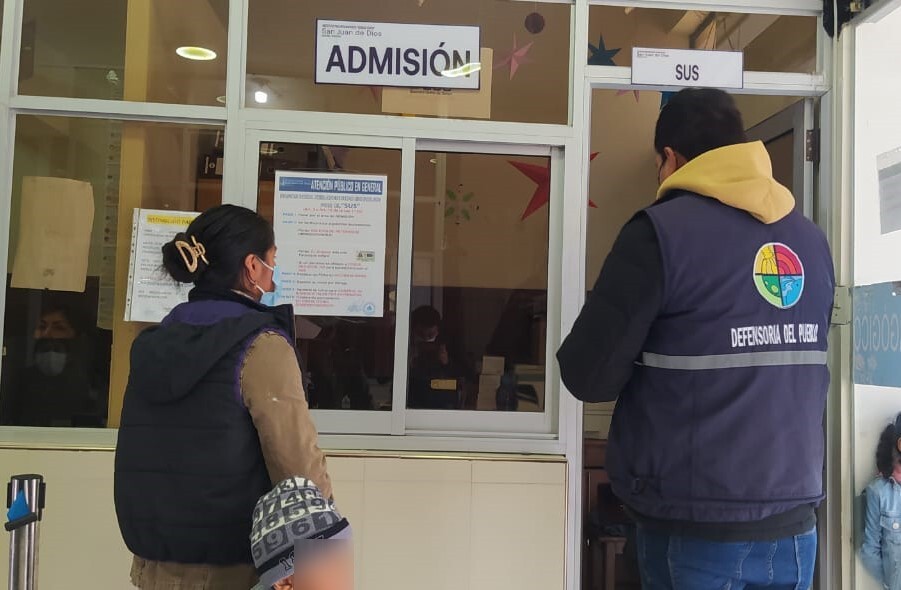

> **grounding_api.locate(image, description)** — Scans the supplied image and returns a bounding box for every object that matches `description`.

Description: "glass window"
[410,151,549,412]
[587,7,817,74]
[0,116,224,428]
[247,0,571,124]
[18,0,227,105]
[255,143,401,411]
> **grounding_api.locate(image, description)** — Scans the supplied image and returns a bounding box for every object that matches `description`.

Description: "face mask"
[255,257,283,307]
[35,350,67,376]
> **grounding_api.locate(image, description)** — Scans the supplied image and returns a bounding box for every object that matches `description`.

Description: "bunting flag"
[511,153,599,220]
[494,35,534,80]
[588,34,620,66]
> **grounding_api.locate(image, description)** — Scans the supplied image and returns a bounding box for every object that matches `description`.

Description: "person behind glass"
[9,304,98,426]
[114,205,333,590]
[862,413,901,589]
[408,305,462,409]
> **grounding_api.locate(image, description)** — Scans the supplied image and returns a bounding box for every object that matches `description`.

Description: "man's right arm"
[557,213,664,403]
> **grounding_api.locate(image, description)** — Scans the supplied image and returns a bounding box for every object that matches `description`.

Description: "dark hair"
[876,420,900,479]
[162,205,275,291]
[39,302,84,335]
[654,88,748,161]
[411,305,441,329]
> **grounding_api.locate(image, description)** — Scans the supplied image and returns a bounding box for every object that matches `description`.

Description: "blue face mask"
[256,258,282,307]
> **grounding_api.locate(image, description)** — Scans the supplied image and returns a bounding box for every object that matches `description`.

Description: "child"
[862,414,901,589]
[250,477,353,590]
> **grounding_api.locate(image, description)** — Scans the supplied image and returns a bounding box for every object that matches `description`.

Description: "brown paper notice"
[381,48,493,120]
[11,176,95,293]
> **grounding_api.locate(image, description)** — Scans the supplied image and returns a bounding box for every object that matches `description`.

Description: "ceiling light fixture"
[176,46,217,61]
[254,90,269,104]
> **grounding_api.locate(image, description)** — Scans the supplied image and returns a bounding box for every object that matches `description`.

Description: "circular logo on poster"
[753,243,805,309]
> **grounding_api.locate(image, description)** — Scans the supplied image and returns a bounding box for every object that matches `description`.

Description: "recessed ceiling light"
[176,46,217,61]
[215,95,226,104]
[254,90,269,104]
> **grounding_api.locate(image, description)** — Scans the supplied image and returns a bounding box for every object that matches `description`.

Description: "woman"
[114,205,332,590]
[861,414,901,590]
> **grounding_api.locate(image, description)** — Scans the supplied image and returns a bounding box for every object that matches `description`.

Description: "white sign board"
[125,209,199,323]
[274,171,388,317]
[316,20,481,90]
[631,47,744,89]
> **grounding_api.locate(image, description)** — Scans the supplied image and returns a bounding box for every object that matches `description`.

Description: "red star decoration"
[494,34,534,80]
[510,153,599,220]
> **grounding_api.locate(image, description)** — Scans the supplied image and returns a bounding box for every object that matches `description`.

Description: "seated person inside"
[1,303,106,427]
[407,305,466,410]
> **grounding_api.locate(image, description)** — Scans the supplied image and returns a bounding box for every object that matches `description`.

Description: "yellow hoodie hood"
[656,141,794,224]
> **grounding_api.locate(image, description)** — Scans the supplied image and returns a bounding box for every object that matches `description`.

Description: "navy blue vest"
[607,193,834,523]
[115,294,296,565]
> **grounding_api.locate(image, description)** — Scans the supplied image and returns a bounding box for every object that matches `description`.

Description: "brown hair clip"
[174,235,209,274]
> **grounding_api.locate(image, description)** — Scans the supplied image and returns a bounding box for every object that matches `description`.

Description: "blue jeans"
[636,527,817,590]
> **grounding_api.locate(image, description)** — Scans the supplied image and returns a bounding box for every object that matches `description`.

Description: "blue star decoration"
[588,34,620,66]
[660,91,676,110]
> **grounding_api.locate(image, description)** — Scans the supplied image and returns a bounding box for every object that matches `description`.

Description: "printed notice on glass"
[125,209,199,323]
[274,171,388,317]
[315,20,481,89]
[878,147,901,234]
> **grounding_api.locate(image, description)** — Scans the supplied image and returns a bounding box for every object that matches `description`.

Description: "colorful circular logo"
[753,243,805,309]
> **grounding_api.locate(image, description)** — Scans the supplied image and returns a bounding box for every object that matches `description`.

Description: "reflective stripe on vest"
[641,350,828,370]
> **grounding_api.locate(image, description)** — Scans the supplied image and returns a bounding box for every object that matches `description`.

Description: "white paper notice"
[274,171,388,317]
[125,209,199,323]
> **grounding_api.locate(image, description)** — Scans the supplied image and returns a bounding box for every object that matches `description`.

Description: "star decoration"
[494,35,534,80]
[510,153,599,220]
[660,91,676,109]
[588,35,620,66]
[617,89,641,102]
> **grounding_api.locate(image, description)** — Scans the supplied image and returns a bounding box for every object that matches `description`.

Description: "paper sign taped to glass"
[273,171,389,318]
[11,176,95,292]
[125,209,199,323]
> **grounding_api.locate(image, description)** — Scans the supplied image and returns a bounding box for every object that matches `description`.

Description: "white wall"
[0,449,566,590]
[852,5,901,589]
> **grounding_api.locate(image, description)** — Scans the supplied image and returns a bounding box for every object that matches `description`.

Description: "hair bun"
[162,232,209,283]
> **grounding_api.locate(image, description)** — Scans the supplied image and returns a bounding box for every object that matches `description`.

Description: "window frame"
[0,0,832,458]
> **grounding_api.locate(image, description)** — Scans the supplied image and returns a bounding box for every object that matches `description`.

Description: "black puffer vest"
[114,291,296,565]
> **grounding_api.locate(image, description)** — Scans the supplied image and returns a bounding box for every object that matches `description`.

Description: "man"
[558,89,834,589]
[251,477,353,590]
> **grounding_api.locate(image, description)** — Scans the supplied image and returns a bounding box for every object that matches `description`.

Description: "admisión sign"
[315,20,481,90]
